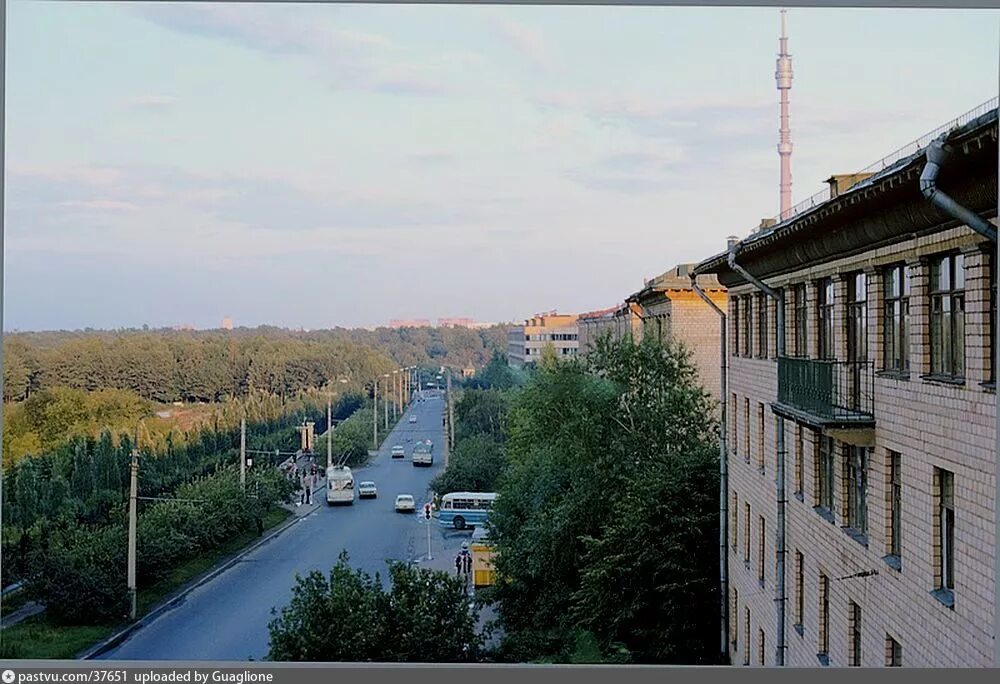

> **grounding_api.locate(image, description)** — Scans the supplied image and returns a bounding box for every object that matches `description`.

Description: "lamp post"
[383,373,390,430]
[372,376,379,451]
[392,370,399,421]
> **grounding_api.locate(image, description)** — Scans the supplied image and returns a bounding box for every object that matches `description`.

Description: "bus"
[436,492,497,529]
[412,440,434,467]
[326,465,355,505]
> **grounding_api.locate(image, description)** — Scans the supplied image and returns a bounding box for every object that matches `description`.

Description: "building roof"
[578,305,624,321]
[694,103,998,287]
[627,263,724,304]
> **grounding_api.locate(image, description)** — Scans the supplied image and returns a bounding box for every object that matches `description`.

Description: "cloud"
[132,4,459,99]
[493,18,555,71]
[125,94,177,111]
[410,152,456,166]
[58,199,139,212]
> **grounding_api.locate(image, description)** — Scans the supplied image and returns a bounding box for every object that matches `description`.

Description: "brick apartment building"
[507,312,579,367]
[694,102,997,666]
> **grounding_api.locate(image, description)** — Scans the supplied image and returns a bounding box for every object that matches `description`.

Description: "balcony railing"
[776,357,875,424]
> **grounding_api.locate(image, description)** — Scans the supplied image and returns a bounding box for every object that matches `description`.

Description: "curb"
[77,493,325,661]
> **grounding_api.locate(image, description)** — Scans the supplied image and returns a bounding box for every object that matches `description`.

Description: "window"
[886,451,902,563]
[757,403,765,473]
[731,490,739,550]
[744,295,753,357]
[744,502,751,566]
[758,293,769,358]
[817,436,835,514]
[733,298,741,355]
[744,607,751,666]
[990,252,997,384]
[883,264,911,372]
[793,284,808,356]
[847,272,868,363]
[934,468,955,606]
[794,426,804,498]
[929,253,965,378]
[794,550,804,631]
[731,393,738,453]
[731,588,739,650]
[849,602,862,667]
[885,635,902,667]
[757,515,766,586]
[818,573,830,663]
[744,398,751,461]
[818,278,835,359]
[845,446,868,538]
[758,628,765,666]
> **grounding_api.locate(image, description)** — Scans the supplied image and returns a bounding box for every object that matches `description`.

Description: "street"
[98,391,474,661]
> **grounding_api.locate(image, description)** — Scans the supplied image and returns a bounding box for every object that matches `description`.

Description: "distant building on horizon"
[507,311,579,368]
[388,319,432,328]
[172,323,195,331]
[221,316,234,330]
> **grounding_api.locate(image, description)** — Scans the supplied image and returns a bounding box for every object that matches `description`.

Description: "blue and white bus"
[436,492,497,530]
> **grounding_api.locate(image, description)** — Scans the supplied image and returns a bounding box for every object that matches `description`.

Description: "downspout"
[920,137,998,242]
[727,245,787,667]
[690,271,729,663]
[921,131,998,666]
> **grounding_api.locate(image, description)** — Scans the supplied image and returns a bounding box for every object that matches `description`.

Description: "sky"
[3,1,999,331]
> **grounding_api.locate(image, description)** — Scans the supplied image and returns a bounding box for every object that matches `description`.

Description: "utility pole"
[373,377,379,450]
[240,417,246,490]
[383,374,389,430]
[446,370,455,450]
[127,434,139,621]
[392,371,399,421]
[327,398,332,469]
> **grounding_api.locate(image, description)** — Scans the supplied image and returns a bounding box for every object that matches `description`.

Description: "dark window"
[794,425,804,497]
[731,393,738,454]
[929,254,965,378]
[793,284,808,356]
[818,278,835,359]
[744,398,750,460]
[732,588,739,650]
[883,264,911,372]
[888,451,902,559]
[758,293,768,358]
[886,635,902,667]
[849,602,862,666]
[744,607,751,665]
[818,574,830,659]
[935,468,955,599]
[744,502,751,565]
[758,628,765,666]
[818,436,835,513]
[989,253,996,383]
[733,298,741,355]
[757,515,766,585]
[744,295,753,357]
[731,490,739,550]
[845,446,868,536]
[757,404,765,473]
[794,550,804,629]
[847,273,868,362]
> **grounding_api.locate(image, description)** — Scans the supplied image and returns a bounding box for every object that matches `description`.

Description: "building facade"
[695,106,997,667]
[507,312,579,367]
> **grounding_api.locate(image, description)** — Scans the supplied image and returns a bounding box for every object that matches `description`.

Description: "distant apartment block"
[507,311,579,367]
[221,316,233,330]
[694,103,997,667]
[388,319,432,328]
[438,317,478,328]
[577,264,727,401]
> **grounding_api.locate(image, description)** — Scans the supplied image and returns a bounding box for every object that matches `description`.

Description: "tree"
[489,336,720,664]
[268,553,480,662]
[431,435,505,494]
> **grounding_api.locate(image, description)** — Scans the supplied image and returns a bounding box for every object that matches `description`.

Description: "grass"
[0,507,292,660]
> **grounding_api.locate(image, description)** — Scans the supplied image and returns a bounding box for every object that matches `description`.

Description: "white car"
[391,445,405,459]
[394,494,415,513]
[358,481,377,499]
[409,415,417,424]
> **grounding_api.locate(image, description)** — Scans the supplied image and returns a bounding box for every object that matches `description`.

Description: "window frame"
[817,278,835,360]
[793,283,808,357]
[845,446,868,540]
[928,253,966,380]
[882,263,911,373]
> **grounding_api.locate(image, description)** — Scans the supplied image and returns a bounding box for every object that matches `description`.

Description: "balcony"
[774,357,875,440]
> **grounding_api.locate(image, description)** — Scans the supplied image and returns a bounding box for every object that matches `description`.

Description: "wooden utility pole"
[383,376,389,430]
[127,435,139,621]
[240,417,246,490]
[327,398,332,469]
[446,370,455,450]
[372,377,379,450]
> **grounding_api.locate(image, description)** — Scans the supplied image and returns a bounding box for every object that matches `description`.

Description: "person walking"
[463,552,472,579]
[454,554,462,577]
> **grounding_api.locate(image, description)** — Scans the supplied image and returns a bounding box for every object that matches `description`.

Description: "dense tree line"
[267,552,481,662]
[488,336,721,664]
[2,325,507,405]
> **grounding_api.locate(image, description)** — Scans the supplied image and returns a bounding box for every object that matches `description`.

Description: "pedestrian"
[455,554,462,577]
[464,553,472,577]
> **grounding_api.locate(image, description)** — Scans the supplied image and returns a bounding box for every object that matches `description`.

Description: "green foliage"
[431,435,506,495]
[464,352,517,391]
[489,336,720,664]
[453,389,510,443]
[267,552,481,662]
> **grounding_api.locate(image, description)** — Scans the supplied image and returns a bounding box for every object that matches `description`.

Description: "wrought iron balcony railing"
[776,356,875,424]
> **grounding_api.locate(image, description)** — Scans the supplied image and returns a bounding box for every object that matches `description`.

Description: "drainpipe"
[727,244,787,667]
[691,270,728,663]
[920,137,998,243]
[922,130,998,666]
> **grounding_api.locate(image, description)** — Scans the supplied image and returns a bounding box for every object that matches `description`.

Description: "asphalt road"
[99,391,473,661]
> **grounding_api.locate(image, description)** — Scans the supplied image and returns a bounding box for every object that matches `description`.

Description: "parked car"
[409,415,417,424]
[358,481,377,499]
[394,494,415,513]
[391,445,405,458]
